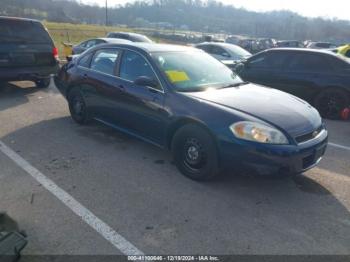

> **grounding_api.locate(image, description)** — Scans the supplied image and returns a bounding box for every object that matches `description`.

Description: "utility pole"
[105,0,108,26]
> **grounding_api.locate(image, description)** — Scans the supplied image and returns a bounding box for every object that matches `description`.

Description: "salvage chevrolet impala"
[54,43,328,181]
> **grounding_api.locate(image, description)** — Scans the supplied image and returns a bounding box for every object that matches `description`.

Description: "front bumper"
[219,129,328,175]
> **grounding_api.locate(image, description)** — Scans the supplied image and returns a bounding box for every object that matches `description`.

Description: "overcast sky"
[80,0,349,20]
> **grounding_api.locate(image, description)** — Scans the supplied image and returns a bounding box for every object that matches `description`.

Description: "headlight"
[230,121,289,144]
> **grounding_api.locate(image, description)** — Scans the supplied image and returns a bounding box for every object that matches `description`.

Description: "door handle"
[118,85,126,92]
[82,73,88,79]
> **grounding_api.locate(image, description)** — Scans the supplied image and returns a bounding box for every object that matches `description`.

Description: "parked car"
[276,40,303,48]
[238,39,260,53]
[236,48,350,119]
[195,42,251,70]
[55,43,328,180]
[257,38,277,51]
[72,38,131,55]
[0,16,59,88]
[106,32,153,43]
[307,42,337,49]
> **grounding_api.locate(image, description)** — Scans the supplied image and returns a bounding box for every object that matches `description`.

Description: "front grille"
[302,146,326,170]
[295,126,323,144]
[302,154,315,169]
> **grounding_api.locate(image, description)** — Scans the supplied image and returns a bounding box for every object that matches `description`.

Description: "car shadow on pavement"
[1,116,350,254]
[0,81,47,112]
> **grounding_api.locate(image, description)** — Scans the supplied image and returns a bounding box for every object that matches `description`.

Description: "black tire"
[314,88,349,120]
[171,124,220,181]
[68,88,90,125]
[35,77,51,89]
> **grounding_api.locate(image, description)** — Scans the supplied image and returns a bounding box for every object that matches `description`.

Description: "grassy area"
[43,21,135,58]
[43,21,189,59]
[43,21,193,59]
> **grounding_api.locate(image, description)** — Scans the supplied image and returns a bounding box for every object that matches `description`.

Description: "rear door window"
[287,53,331,72]
[0,20,52,44]
[248,52,288,69]
[90,49,119,75]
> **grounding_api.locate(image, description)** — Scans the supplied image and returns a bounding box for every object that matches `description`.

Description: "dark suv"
[0,16,59,88]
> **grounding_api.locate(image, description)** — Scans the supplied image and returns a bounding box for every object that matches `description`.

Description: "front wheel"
[314,88,349,119]
[171,124,220,181]
[68,88,90,125]
[35,77,51,89]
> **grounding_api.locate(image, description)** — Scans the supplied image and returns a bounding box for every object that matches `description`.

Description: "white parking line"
[329,142,350,152]
[0,140,144,256]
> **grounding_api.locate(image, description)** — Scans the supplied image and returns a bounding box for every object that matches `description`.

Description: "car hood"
[184,83,322,137]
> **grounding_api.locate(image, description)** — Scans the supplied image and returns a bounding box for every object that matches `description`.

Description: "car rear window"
[0,19,52,44]
[108,33,129,40]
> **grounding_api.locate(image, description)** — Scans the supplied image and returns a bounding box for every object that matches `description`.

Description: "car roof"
[94,43,196,53]
[97,38,132,43]
[196,42,238,48]
[108,32,146,37]
[266,48,333,54]
[256,48,347,60]
[277,40,300,43]
[0,16,40,23]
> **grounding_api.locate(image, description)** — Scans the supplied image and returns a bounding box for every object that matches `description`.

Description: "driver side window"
[119,50,160,89]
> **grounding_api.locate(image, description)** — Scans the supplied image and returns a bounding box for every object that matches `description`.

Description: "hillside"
[1,0,350,42]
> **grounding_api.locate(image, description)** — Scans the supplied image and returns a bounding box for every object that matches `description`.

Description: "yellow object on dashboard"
[165,70,190,83]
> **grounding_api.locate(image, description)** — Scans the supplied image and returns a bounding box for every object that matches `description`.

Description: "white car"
[307,42,337,49]
[195,42,252,69]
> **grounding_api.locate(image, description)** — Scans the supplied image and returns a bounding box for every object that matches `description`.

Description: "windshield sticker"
[165,70,190,83]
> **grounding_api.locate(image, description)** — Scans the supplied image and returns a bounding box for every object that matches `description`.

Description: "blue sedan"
[54,43,328,181]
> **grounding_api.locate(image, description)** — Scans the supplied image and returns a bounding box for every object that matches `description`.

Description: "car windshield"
[225,44,251,59]
[152,50,244,92]
[0,20,52,44]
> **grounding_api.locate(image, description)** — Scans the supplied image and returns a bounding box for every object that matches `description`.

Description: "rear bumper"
[0,64,59,81]
[219,129,328,175]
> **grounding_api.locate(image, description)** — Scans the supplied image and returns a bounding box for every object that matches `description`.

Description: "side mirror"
[243,61,250,68]
[134,76,158,89]
[234,63,245,74]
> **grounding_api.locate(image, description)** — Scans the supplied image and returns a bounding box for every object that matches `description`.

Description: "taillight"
[52,47,59,61]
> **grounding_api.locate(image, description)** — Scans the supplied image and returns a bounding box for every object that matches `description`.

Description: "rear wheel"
[68,88,90,125]
[314,88,349,119]
[171,124,220,181]
[35,77,51,89]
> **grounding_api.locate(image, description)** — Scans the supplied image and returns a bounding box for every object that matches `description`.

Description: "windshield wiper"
[219,81,249,89]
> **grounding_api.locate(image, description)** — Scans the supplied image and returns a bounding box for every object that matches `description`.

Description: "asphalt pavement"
[0,81,349,256]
